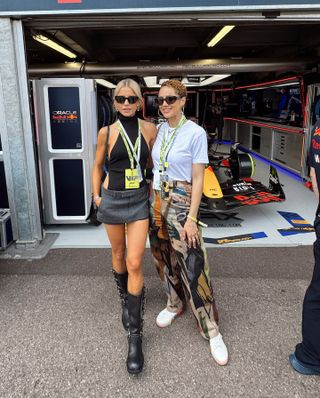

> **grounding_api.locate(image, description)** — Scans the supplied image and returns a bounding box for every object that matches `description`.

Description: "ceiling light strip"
[32,34,77,59]
[207,25,235,47]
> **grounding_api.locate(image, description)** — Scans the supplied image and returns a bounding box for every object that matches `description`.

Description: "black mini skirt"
[97,185,149,225]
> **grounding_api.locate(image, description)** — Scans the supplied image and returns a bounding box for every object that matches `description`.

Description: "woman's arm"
[189,163,205,218]
[181,163,205,248]
[310,167,319,201]
[142,120,158,169]
[92,127,108,206]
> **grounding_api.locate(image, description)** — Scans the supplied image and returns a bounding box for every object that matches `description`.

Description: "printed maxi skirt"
[149,181,219,340]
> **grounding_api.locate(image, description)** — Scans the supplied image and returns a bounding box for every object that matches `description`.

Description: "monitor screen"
[185,92,197,118]
[144,93,158,118]
[237,83,303,126]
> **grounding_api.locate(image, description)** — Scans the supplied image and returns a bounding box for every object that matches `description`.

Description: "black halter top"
[106,114,149,191]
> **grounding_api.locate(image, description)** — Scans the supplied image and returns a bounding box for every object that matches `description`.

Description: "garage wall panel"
[1,0,320,13]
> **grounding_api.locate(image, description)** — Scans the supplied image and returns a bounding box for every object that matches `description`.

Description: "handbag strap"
[103,124,111,174]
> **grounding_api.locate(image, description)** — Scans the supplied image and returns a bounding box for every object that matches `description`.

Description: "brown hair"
[160,79,187,98]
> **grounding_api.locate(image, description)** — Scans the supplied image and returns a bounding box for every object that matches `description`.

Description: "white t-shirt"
[152,119,208,190]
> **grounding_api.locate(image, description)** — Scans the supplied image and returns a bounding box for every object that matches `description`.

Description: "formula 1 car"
[200,143,285,213]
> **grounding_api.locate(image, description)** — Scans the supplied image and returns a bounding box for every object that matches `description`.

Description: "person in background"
[277,88,289,119]
[149,79,229,366]
[209,96,225,148]
[313,95,320,124]
[92,78,157,374]
[289,121,320,376]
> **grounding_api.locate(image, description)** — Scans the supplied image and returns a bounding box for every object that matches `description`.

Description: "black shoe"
[289,354,320,376]
[127,334,143,374]
[127,290,145,374]
[112,270,129,330]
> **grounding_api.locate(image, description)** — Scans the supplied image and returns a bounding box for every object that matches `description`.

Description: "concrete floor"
[0,247,319,397]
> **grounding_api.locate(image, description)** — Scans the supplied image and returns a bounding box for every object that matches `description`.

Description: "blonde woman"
[92,78,157,374]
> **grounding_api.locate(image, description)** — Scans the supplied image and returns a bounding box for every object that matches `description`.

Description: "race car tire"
[230,153,254,180]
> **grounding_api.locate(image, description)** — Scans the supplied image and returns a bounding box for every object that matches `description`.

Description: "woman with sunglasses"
[92,78,157,374]
[149,79,228,366]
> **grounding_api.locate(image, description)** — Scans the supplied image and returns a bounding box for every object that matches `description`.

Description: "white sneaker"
[210,333,229,366]
[156,308,183,328]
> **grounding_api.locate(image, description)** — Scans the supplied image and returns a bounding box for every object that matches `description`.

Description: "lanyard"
[118,120,143,181]
[159,115,186,171]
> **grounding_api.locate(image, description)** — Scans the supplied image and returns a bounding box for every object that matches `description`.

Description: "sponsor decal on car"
[233,191,282,205]
[232,181,253,192]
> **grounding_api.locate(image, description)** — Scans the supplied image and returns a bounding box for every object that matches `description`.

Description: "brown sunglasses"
[155,96,183,106]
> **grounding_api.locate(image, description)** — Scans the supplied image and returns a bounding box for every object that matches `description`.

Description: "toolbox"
[0,209,13,250]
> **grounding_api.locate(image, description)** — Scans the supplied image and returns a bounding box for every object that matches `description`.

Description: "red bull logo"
[312,139,320,150]
[67,114,78,120]
[314,127,320,136]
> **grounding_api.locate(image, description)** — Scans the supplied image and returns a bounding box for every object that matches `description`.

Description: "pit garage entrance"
[1,2,320,251]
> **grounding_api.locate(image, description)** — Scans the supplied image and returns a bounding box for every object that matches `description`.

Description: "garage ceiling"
[23,12,320,86]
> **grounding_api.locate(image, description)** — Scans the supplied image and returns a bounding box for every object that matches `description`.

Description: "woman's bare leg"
[126,219,149,295]
[105,224,126,273]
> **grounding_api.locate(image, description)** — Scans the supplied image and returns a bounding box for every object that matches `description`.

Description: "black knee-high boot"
[127,289,145,374]
[112,270,129,330]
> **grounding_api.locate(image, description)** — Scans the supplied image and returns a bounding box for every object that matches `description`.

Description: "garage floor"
[47,147,317,249]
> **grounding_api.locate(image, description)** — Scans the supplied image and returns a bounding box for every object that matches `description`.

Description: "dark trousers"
[211,118,224,142]
[295,217,320,369]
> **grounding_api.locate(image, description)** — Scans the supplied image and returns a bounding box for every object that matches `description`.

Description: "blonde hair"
[160,79,187,98]
[114,78,143,103]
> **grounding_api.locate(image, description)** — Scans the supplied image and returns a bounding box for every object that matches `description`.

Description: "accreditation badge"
[125,168,140,189]
[152,172,161,190]
[160,172,170,200]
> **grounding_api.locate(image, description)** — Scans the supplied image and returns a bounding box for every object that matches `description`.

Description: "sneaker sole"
[156,308,185,328]
[210,337,229,366]
[289,354,320,376]
[212,356,229,366]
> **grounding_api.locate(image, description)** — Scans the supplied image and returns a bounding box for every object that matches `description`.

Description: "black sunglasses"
[155,96,182,106]
[115,96,139,104]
